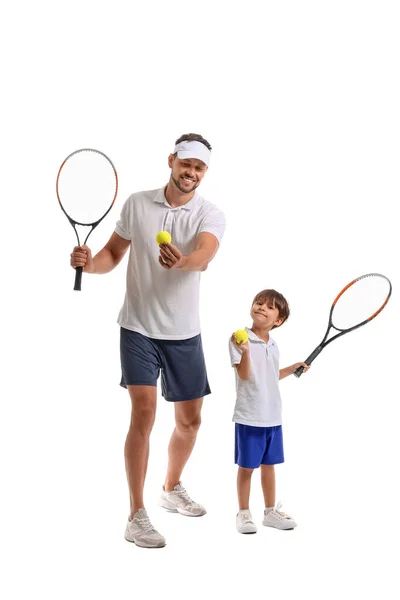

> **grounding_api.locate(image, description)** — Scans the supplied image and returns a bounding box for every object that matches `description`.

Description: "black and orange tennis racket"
[56,148,118,291]
[294,273,392,378]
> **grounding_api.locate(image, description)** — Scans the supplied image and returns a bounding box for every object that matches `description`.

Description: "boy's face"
[251,299,283,329]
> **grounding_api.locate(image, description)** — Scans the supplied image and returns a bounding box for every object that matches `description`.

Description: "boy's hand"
[231,333,249,353]
[291,362,310,374]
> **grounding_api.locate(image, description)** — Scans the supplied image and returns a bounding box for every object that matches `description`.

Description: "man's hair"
[174,133,212,151]
[252,289,290,329]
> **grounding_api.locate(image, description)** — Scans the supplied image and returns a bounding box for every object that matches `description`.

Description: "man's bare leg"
[125,385,157,519]
[164,398,203,491]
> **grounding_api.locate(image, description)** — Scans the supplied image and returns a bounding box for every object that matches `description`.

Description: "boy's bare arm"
[231,335,251,380]
[279,362,310,380]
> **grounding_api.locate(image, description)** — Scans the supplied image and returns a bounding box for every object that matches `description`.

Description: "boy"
[229,289,309,534]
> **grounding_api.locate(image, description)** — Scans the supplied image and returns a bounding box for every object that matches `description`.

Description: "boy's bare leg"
[237,466,254,510]
[261,464,276,508]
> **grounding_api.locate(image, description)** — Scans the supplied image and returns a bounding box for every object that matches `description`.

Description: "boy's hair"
[174,133,212,151]
[252,289,290,329]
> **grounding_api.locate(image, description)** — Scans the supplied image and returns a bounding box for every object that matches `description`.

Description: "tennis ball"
[156,231,172,245]
[235,329,249,344]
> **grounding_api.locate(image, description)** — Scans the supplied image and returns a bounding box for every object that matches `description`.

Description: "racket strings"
[331,274,391,331]
[57,149,117,225]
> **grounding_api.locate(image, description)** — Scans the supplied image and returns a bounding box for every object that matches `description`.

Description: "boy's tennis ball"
[156,231,172,245]
[235,329,249,344]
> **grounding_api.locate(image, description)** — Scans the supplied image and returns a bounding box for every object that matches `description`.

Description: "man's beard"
[172,175,198,194]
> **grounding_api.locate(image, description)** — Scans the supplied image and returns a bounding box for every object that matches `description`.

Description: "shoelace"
[176,486,201,508]
[137,516,156,532]
[239,510,253,524]
[273,501,291,519]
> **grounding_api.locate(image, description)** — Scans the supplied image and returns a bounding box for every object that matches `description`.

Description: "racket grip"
[74,267,83,291]
[293,365,305,378]
[294,346,323,378]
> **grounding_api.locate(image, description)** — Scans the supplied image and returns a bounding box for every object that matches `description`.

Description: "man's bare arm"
[70,232,131,274]
[158,232,220,272]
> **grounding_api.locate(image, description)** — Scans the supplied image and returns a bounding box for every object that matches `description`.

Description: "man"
[70,134,226,548]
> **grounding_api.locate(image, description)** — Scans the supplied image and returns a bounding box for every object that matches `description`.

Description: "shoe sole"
[263,523,296,530]
[237,528,257,534]
[125,536,166,548]
[159,499,206,517]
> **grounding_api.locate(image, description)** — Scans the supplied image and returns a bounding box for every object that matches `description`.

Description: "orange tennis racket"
[56,148,118,291]
[294,273,392,377]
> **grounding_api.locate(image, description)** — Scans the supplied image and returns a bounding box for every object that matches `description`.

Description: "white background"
[1,1,399,598]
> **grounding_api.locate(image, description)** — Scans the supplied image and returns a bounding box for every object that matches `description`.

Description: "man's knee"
[128,387,157,435]
[176,414,202,437]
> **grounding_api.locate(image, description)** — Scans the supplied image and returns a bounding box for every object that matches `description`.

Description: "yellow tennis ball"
[235,329,249,344]
[156,231,172,245]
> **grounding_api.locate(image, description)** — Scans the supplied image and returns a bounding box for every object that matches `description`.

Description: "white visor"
[173,140,211,166]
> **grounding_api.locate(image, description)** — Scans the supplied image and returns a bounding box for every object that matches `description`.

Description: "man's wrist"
[178,255,189,270]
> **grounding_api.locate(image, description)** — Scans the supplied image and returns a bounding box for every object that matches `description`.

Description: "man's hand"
[158,232,219,272]
[70,244,95,273]
[158,243,185,270]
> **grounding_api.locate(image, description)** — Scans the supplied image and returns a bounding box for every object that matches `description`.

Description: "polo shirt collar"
[153,186,198,211]
[245,327,275,346]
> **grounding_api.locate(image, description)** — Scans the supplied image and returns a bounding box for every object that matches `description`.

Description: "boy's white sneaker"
[236,509,257,534]
[263,501,297,530]
[159,481,206,516]
[124,509,166,548]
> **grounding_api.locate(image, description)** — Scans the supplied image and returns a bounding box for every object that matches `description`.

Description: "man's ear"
[168,154,175,168]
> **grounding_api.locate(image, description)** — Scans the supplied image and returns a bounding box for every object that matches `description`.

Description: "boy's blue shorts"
[235,423,284,468]
[120,327,211,402]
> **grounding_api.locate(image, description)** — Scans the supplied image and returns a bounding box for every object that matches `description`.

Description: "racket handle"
[294,365,306,378]
[294,346,323,378]
[74,267,83,291]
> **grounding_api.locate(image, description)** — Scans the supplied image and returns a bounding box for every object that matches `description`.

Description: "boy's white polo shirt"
[229,327,282,427]
[115,187,226,340]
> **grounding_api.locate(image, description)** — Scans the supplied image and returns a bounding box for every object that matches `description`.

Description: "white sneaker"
[236,509,257,534]
[159,482,206,517]
[262,501,297,530]
[124,508,166,548]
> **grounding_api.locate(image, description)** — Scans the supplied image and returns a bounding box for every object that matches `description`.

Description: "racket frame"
[56,148,118,290]
[294,273,392,377]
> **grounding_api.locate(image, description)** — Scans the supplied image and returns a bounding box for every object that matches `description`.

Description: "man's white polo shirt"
[229,327,282,427]
[115,187,226,340]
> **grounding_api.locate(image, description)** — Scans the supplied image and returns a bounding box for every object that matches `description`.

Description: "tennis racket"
[294,273,392,378]
[56,148,118,290]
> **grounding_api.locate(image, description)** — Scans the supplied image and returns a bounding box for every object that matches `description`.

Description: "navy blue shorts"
[120,328,211,402]
[235,424,284,468]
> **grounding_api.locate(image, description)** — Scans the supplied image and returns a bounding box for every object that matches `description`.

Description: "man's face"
[168,155,208,194]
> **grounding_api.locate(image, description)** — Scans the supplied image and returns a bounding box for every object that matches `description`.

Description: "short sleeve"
[229,339,242,366]
[199,206,226,244]
[115,196,133,240]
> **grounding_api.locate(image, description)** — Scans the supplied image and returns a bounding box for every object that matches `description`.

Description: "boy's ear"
[274,317,284,328]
